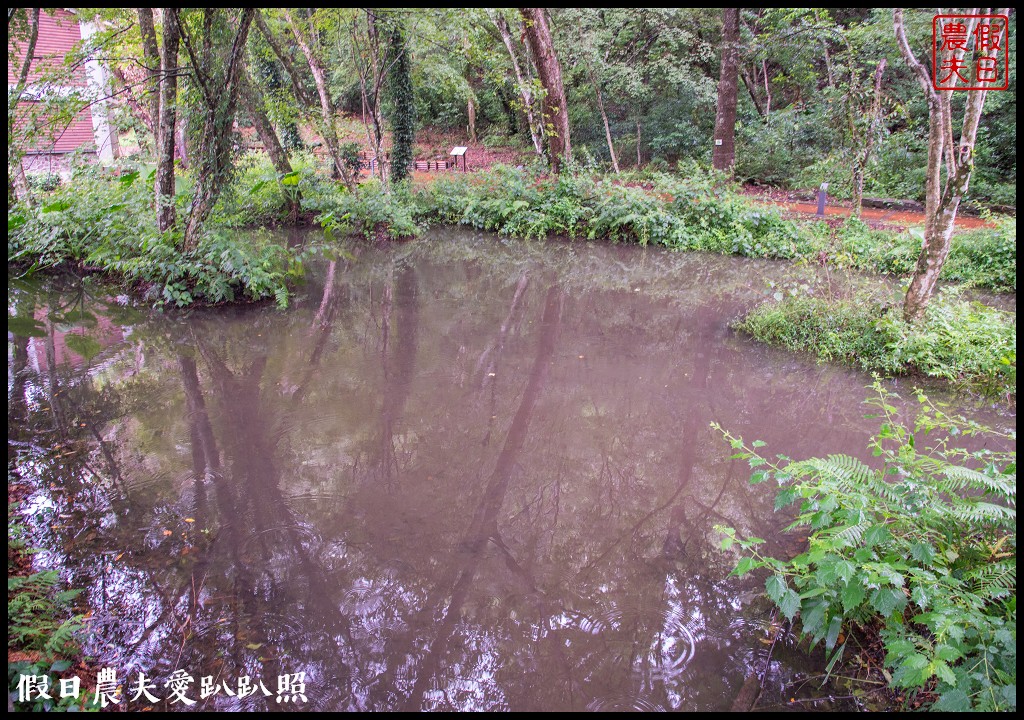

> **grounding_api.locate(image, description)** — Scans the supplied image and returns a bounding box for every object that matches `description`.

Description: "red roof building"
[9,9,118,170]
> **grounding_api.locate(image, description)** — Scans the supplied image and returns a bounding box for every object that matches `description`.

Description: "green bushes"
[318,179,424,240]
[419,164,813,259]
[8,164,302,308]
[737,289,1016,397]
[715,385,1016,711]
[831,217,1017,292]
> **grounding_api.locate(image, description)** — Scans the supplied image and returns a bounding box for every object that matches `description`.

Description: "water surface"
[8,229,1014,711]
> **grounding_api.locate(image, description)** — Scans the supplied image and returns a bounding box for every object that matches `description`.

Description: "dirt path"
[743,189,995,230]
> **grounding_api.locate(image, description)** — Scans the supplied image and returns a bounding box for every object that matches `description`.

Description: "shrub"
[736,289,1016,397]
[318,179,423,240]
[8,164,303,308]
[715,384,1016,712]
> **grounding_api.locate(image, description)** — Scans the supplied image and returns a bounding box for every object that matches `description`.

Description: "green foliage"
[8,163,302,308]
[26,172,62,192]
[737,289,1016,397]
[421,164,814,258]
[318,180,424,240]
[384,18,416,185]
[714,384,1016,711]
[831,217,1016,292]
[8,503,96,712]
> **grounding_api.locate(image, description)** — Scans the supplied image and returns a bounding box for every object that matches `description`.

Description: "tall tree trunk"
[180,8,255,250]
[494,13,543,157]
[240,73,300,221]
[519,8,571,173]
[894,9,1001,323]
[712,8,740,173]
[850,59,887,219]
[283,9,357,190]
[156,7,180,233]
[385,15,415,186]
[137,8,161,151]
[8,7,40,205]
[590,65,619,173]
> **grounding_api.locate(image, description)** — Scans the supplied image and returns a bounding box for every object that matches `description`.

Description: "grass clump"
[420,164,816,259]
[715,385,1016,712]
[737,289,1016,397]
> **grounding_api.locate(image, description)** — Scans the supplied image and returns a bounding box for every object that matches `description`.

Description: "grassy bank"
[9,159,1016,313]
[736,289,1016,399]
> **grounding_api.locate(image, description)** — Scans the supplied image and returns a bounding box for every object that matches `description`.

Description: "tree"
[894,8,1008,323]
[385,15,415,185]
[492,12,544,157]
[519,8,571,173]
[256,10,357,190]
[136,8,161,145]
[155,7,180,233]
[712,8,740,172]
[239,71,301,221]
[177,8,255,250]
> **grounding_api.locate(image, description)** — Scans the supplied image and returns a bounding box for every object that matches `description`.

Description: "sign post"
[450,146,468,172]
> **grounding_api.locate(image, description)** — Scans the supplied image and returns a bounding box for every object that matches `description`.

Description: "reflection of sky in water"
[8,230,1013,711]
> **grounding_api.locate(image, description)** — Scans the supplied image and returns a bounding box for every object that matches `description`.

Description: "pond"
[7,228,1014,711]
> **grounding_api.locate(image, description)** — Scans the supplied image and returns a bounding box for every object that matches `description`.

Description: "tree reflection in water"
[11,230,1009,711]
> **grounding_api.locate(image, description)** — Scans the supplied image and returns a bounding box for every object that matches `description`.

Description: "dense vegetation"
[737,290,1016,397]
[717,385,1016,711]
[7,6,1017,713]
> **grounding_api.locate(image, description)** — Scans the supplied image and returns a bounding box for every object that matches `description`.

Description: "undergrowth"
[8,163,307,308]
[736,288,1016,398]
[714,383,1016,712]
[9,499,96,712]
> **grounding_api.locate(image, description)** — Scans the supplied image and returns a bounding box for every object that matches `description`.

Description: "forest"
[7,7,1017,713]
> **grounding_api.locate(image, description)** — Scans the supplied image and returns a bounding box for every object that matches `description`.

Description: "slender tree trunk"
[8,7,40,205]
[283,9,357,190]
[850,59,887,219]
[494,14,543,157]
[155,7,180,233]
[519,8,571,173]
[636,119,642,167]
[137,8,161,151]
[240,73,300,221]
[895,9,1001,323]
[712,7,740,173]
[591,66,619,173]
[180,8,255,250]
[851,164,865,219]
[740,67,766,120]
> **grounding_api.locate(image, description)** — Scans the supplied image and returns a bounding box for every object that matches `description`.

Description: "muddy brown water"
[8,229,1015,711]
